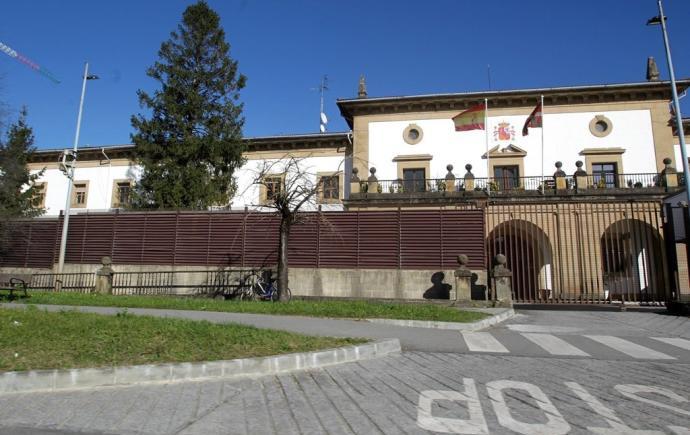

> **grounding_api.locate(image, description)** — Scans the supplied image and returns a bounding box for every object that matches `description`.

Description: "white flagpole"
[485,98,490,194]
[540,94,545,189]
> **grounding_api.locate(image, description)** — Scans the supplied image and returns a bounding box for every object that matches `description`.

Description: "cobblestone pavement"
[1,309,689,434]
[1,352,689,434]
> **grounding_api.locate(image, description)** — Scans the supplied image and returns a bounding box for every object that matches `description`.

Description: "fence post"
[94,256,114,295]
[464,164,475,191]
[661,157,678,191]
[574,160,588,193]
[444,164,456,192]
[491,254,513,307]
[453,254,472,303]
[367,167,378,194]
[554,161,567,191]
[350,167,360,194]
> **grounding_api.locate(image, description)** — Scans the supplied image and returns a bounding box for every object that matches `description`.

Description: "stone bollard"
[574,160,588,192]
[444,164,456,192]
[491,254,513,307]
[464,164,475,191]
[554,161,567,190]
[94,256,114,295]
[350,167,361,194]
[453,254,472,303]
[661,157,678,190]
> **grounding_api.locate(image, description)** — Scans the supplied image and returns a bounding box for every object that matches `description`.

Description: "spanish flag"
[453,103,486,131]
[522,101,543,136]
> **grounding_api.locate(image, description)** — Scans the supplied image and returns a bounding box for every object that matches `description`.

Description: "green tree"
[131,1,246,209]
[0,108,43,221]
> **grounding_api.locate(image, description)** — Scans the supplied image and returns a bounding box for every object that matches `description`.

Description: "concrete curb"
[0,339,400,395]
[365,308,515,331]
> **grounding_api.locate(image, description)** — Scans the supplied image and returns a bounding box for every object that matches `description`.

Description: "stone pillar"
[661,157,678,190]
[574,160,588,192]
[94,256,114,295]
[444,164,456,192]
[367,167,379,194]
[491,254,513,307]
[553,161,567,190]
[453,254,472,303]
[464,164,475,191]
[350,167,361,194]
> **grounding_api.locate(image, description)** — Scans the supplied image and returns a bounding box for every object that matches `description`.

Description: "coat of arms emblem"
[493,121,515,142]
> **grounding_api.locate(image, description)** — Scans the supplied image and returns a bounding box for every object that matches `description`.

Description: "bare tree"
[246,154,344,302]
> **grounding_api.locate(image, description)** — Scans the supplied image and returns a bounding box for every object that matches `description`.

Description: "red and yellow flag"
[522,102,543,136]
[453,103,486,131]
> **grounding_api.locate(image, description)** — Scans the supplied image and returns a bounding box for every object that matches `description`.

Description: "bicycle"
[244,270,291,302]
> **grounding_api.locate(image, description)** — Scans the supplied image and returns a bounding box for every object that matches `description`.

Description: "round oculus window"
[589,115,613,138]
[403,124,423,145]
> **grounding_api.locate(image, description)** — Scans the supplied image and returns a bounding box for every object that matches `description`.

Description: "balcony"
[347,160,682,205]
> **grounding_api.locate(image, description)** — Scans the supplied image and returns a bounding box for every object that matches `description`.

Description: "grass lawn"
[18,292,488,323]
[0,306,364,372]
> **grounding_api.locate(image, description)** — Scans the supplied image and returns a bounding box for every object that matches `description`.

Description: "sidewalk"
[1,303,505,352]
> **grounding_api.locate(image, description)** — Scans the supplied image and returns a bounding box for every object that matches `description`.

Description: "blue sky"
[0,0,689,149]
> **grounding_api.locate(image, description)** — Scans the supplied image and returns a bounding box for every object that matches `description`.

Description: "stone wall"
[0,264,488,301]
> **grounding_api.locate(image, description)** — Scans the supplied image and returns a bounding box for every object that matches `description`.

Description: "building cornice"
[337,80,690,128]
[29,132,351,164]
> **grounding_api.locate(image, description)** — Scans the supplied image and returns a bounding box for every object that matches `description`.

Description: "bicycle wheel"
[270,287,279,302]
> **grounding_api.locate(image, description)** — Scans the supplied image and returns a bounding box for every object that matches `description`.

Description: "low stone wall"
[0,264,488,301]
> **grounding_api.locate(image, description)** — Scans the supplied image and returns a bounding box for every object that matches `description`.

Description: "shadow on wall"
[423,272,452,300]
[471,273,487,300]
[422,271,489,300]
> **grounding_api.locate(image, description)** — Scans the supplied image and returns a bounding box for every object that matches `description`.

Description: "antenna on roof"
[317,75,329,133]
[487,64,492,90]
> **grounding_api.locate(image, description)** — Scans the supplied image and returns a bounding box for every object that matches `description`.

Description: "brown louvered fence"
[0,209,486,270]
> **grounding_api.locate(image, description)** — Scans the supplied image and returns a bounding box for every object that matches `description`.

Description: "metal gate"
[486,201,669,304]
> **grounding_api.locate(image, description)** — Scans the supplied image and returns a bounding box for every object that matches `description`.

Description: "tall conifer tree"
[0,108,43,220]
[131,1,246,209]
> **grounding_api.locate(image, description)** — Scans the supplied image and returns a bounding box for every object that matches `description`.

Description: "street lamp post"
[57,62,98,274]
[648,0,690,205]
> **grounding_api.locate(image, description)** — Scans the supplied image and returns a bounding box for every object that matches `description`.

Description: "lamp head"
[647,15,665,26]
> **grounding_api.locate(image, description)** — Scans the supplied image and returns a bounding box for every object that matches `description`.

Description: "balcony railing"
[354,172,667,197]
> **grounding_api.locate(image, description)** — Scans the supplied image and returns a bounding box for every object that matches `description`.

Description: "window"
[402,124,424,145]
[403,168,426,192]
[592,162,618,188]
[71,181,89,208]
[319,174,340,202]
[589,115,613,138]
[263,176,283,203]
[112,180,132,208]
[494,165,520,190]
[32,182,46,208]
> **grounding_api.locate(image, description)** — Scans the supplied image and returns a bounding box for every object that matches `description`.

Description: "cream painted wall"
[232,155,346,211]
[32,155,346,215]
[367,109,656,180]
[31,164,135,215]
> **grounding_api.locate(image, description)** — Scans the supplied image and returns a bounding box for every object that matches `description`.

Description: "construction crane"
[0,40,60,84]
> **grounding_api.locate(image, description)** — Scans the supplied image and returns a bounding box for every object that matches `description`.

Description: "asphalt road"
[1,308,689,434]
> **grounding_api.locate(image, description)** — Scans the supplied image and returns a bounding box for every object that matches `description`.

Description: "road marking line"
[651,337,690,351]
[520,333,590,356]
[461,332,509,353]
[585,335,676,360]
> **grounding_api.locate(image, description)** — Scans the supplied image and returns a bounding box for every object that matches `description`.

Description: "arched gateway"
[487,220,553,302]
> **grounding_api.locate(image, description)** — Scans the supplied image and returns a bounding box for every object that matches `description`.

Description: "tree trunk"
[277,216,290,302]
